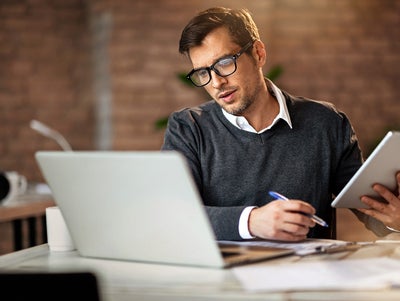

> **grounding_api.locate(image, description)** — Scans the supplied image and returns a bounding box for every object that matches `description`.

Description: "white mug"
[46,206,75,251]
[0,171,28,204]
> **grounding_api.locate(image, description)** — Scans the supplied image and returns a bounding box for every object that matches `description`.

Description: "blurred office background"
[0,0,399,251]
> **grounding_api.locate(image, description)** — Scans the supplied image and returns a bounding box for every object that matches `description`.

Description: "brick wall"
[0,0,93,181]
[1,0,399,182]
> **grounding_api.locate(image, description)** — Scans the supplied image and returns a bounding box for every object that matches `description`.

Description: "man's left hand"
[358,172,400,231]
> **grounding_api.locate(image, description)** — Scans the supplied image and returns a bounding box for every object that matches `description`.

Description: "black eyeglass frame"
[186,41,254,87]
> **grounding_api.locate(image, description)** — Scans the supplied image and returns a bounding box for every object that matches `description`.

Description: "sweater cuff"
[239,206,257,239]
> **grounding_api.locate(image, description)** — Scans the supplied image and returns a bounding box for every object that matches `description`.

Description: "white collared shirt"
[222,79,292,133]
[221,79,292,239]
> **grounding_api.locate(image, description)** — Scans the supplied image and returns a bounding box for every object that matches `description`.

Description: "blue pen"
[268,191,329,227]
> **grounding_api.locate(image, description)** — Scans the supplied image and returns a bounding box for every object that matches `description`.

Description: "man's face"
[188,27,263,116]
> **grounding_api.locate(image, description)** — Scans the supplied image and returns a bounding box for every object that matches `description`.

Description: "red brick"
[0,0,399,182]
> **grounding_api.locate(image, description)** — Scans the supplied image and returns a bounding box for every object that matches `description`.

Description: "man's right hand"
[248,199,316,241]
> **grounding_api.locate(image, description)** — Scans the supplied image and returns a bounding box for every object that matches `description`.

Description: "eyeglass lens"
[190,57,236,87]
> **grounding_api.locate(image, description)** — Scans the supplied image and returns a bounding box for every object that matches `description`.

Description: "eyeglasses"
[186,41,254,87]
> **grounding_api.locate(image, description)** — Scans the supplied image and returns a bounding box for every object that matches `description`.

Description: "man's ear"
[252,40,267,67]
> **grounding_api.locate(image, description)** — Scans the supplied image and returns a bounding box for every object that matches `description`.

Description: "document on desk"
[219,238,356,256]
[233,257,400,292]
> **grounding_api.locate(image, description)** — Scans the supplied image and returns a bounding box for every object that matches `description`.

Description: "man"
[162,7,400,241]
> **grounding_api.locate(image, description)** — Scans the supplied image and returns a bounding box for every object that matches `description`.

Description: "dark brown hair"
[179,7,260,55]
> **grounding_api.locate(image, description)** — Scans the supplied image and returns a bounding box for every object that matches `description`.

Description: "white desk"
[2,237,400,301]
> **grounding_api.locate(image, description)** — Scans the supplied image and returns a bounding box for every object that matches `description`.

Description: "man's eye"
[216,58,234,68]
[197,69,209,78]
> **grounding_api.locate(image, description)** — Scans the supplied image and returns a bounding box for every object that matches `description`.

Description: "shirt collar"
[222,79,293,133]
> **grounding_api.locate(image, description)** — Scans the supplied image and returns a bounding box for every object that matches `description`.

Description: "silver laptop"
[35,151,293,268]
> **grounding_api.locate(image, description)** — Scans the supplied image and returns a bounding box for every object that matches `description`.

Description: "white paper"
[219,238,351,255]
[233,257,400,292]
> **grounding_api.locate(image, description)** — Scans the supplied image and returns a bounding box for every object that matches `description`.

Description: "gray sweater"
[162,90,387,240]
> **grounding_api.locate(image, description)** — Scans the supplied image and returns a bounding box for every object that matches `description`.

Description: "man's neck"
[242,86,279,132]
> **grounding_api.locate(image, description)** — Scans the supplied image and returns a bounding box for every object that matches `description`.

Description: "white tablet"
[331,131,400,208]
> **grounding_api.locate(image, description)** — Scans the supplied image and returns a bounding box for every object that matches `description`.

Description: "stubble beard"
[222,83,262,116]
[224,98,252,116]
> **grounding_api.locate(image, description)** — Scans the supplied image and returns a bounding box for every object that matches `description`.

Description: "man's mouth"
[218,90,236,103]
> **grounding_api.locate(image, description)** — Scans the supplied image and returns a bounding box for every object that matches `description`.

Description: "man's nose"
[210,71,227,89]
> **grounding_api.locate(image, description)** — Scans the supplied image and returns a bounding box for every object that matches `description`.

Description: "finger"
[372,184,400,206]
[283,200,316,216]
[282,221,310,235]
[358,204,400,230]
[357,207,390,224]
[285,212,316,228]
[361,195,387,213]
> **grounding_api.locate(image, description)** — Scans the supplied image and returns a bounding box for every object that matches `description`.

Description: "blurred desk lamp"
[30,120,73,151]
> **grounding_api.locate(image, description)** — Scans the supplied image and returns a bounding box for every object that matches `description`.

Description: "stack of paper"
[219,238,353,256]
[233,257,400,292]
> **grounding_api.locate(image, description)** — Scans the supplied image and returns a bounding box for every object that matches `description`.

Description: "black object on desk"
[0,272,101,301]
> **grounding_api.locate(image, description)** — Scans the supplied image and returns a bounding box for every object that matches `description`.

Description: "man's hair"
[179,7,260,55]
